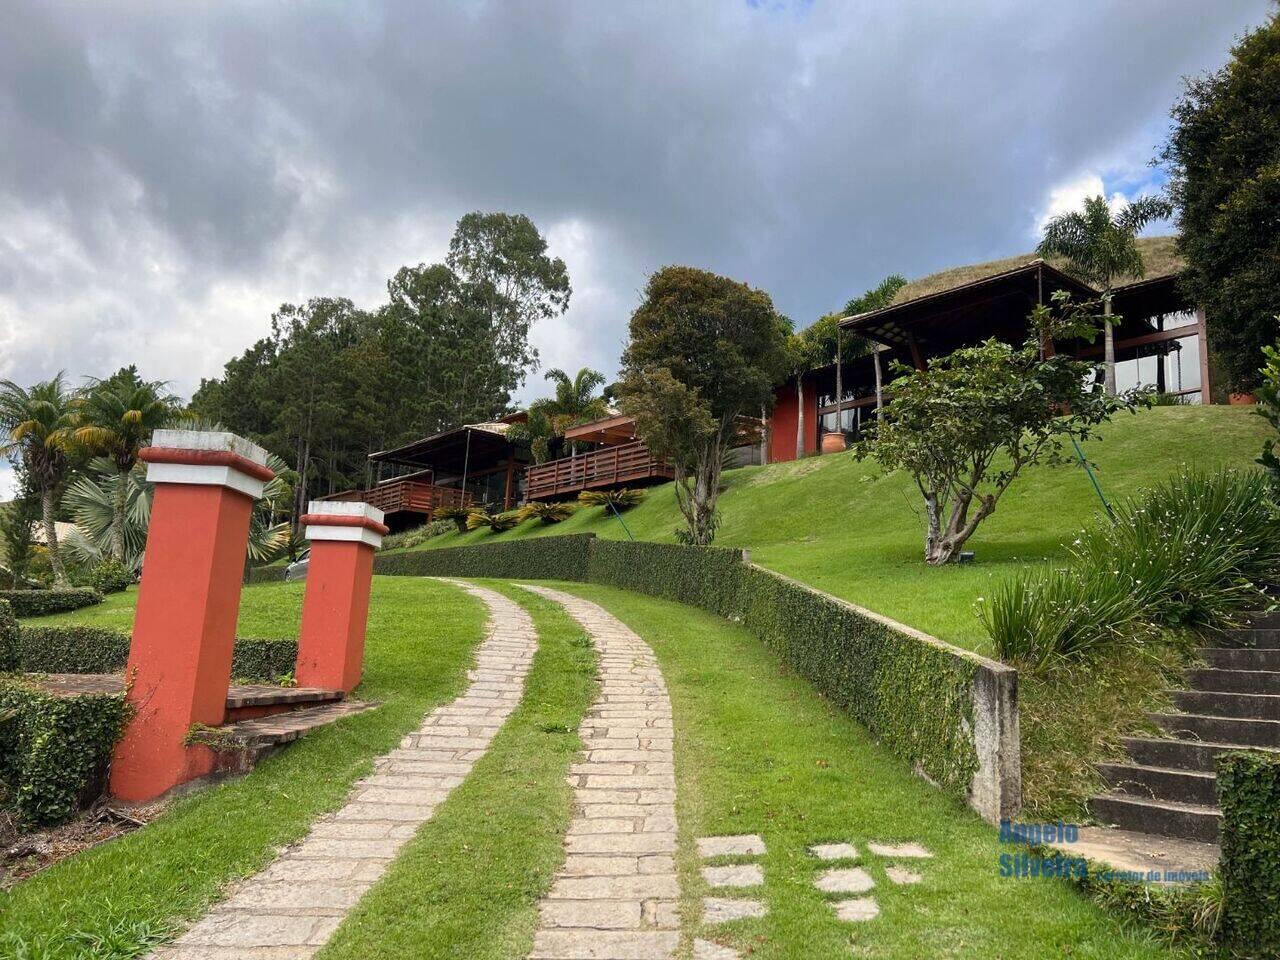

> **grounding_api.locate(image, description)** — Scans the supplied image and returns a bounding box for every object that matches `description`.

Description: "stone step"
[223,683,346,722]
[203,700,380,775]
[1123,736,1280,772]
[1243,610,1280,630]
[1096,762,1218,806]
[1187,668,1280,695]
[1172,689,1280,720]
[1199,647,1280,671]
[1218,627,1280,649]
[1150,711,1280,748]
[1089,793,1221,844]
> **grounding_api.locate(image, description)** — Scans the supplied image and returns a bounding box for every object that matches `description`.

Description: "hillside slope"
[409,406,1270,653]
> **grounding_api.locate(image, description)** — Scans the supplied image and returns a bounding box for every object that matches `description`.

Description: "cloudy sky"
[0,0,1272,496]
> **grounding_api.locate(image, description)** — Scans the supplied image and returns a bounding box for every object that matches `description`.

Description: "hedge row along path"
[151,580,536,960]
[519,585,686,960]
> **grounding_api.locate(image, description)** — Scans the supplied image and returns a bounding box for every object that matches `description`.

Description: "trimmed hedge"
[246,565,288,585]
[1219,750,1280,956]
[0,588,103,618]
[0,599,16,672]
[14,625,298,683]
[0,678,129,824]
[379,534,1008,810]
[375,535,595,583]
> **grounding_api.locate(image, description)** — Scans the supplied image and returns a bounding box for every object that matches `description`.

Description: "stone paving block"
[696,835,766,858]
[703,897,766,923]
[886,865,923,885]
[550,874,681,900]
[831,897,880,922]
[701,864,764,889]
[539,899,644,929]
[530,930,680,959]
[809,842,858,861]
[867,841,932,858]
[814,867,875,894]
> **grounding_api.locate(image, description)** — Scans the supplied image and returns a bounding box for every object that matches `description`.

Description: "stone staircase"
[1089,611,1280,845]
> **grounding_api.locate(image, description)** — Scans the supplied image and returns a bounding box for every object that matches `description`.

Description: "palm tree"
[1037,194,1173,395]
[73,374,180,561]
[0,375,79,586]
[543,368,610,452]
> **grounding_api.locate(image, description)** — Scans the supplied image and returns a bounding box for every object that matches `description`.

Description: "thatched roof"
[890,235,1184,307]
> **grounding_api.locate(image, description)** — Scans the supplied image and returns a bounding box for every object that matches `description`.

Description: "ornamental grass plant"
[984,469,1280,665]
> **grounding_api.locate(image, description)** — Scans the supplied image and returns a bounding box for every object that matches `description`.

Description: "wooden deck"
[324,478,473,517]
[525,441,674,501]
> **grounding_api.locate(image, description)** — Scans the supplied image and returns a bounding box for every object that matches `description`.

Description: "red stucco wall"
[768,376,818,463]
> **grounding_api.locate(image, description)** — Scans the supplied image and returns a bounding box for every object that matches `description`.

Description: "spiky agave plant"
[518,500,575,524]
[578,488,645,510]
[466,510,520,532]
[434,505,472,534]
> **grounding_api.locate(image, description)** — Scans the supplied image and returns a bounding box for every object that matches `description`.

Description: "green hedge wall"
[382,534,989,804]
[0,589,103,618]
[0,678,129,824]
[375,535,595,582]
[14,625,298,683]
[246,565,288,585]
[0,599,16,672]
[1219,750,1280,956]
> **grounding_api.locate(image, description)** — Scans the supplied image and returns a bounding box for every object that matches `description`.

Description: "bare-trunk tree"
[1102,294,1117,396]
[795,377,805,459]
[41,487,69,587]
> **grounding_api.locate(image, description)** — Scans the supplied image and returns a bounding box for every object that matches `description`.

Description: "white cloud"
[0,462,15,502]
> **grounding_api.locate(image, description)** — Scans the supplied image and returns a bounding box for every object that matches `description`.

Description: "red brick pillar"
[110,430,273,803]
[295,502,387,693]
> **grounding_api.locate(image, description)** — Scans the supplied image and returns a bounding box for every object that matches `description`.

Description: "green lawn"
[406,406,1269,654]
[1,577,487,959]
[553,581,1190,959]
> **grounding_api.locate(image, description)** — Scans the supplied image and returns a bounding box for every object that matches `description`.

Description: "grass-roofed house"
[767,236,1211,462]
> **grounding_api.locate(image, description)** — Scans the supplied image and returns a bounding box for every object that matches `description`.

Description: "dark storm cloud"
[0,0,1271,426]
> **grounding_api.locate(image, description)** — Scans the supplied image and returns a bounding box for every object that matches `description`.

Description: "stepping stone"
[694,940,742,959]
[702,864,764,888]
[886,865,923,885]
[867,841,932,858]
[831,897,880,922]
[809,842,858,861]
[814,866,875,894]
[703,897,766,924]
[697,834,766,858]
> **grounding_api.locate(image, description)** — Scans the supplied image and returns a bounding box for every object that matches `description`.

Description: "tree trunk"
[759,404,768,465]
[923,491,941,564]
[41,487,69,587]
[1103,294,1117,396]
[111,467,129,561]
[874,347,884,413]
[833,335,843,446]
[795,376,805,459]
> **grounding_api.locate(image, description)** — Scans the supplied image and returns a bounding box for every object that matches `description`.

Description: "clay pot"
[1229,392,1258,406]
[820,432,848,454]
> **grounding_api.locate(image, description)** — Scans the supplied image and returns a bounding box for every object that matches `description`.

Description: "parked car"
[284,549,310,581]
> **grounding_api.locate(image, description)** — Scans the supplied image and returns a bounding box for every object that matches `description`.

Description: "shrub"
[1074,469,1280,627]
[0,588,103,618]
[0,678,129,824]
[466,510,520,532]
[374,535,594,582]
[578,488,645,510]
[983,469,1280,664]
[433,506,471,533]
[1218,750,1280,956]
[88,557,133,595]
[518,501,575,524]
[0,599,16,672]
[381,523,449,551]
[982,565,1151,668]
[13,625,297,683]
[246,565,287,584]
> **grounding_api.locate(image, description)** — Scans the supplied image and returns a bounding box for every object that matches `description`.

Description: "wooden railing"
[525,441,674,501]
[324,480,473,516]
